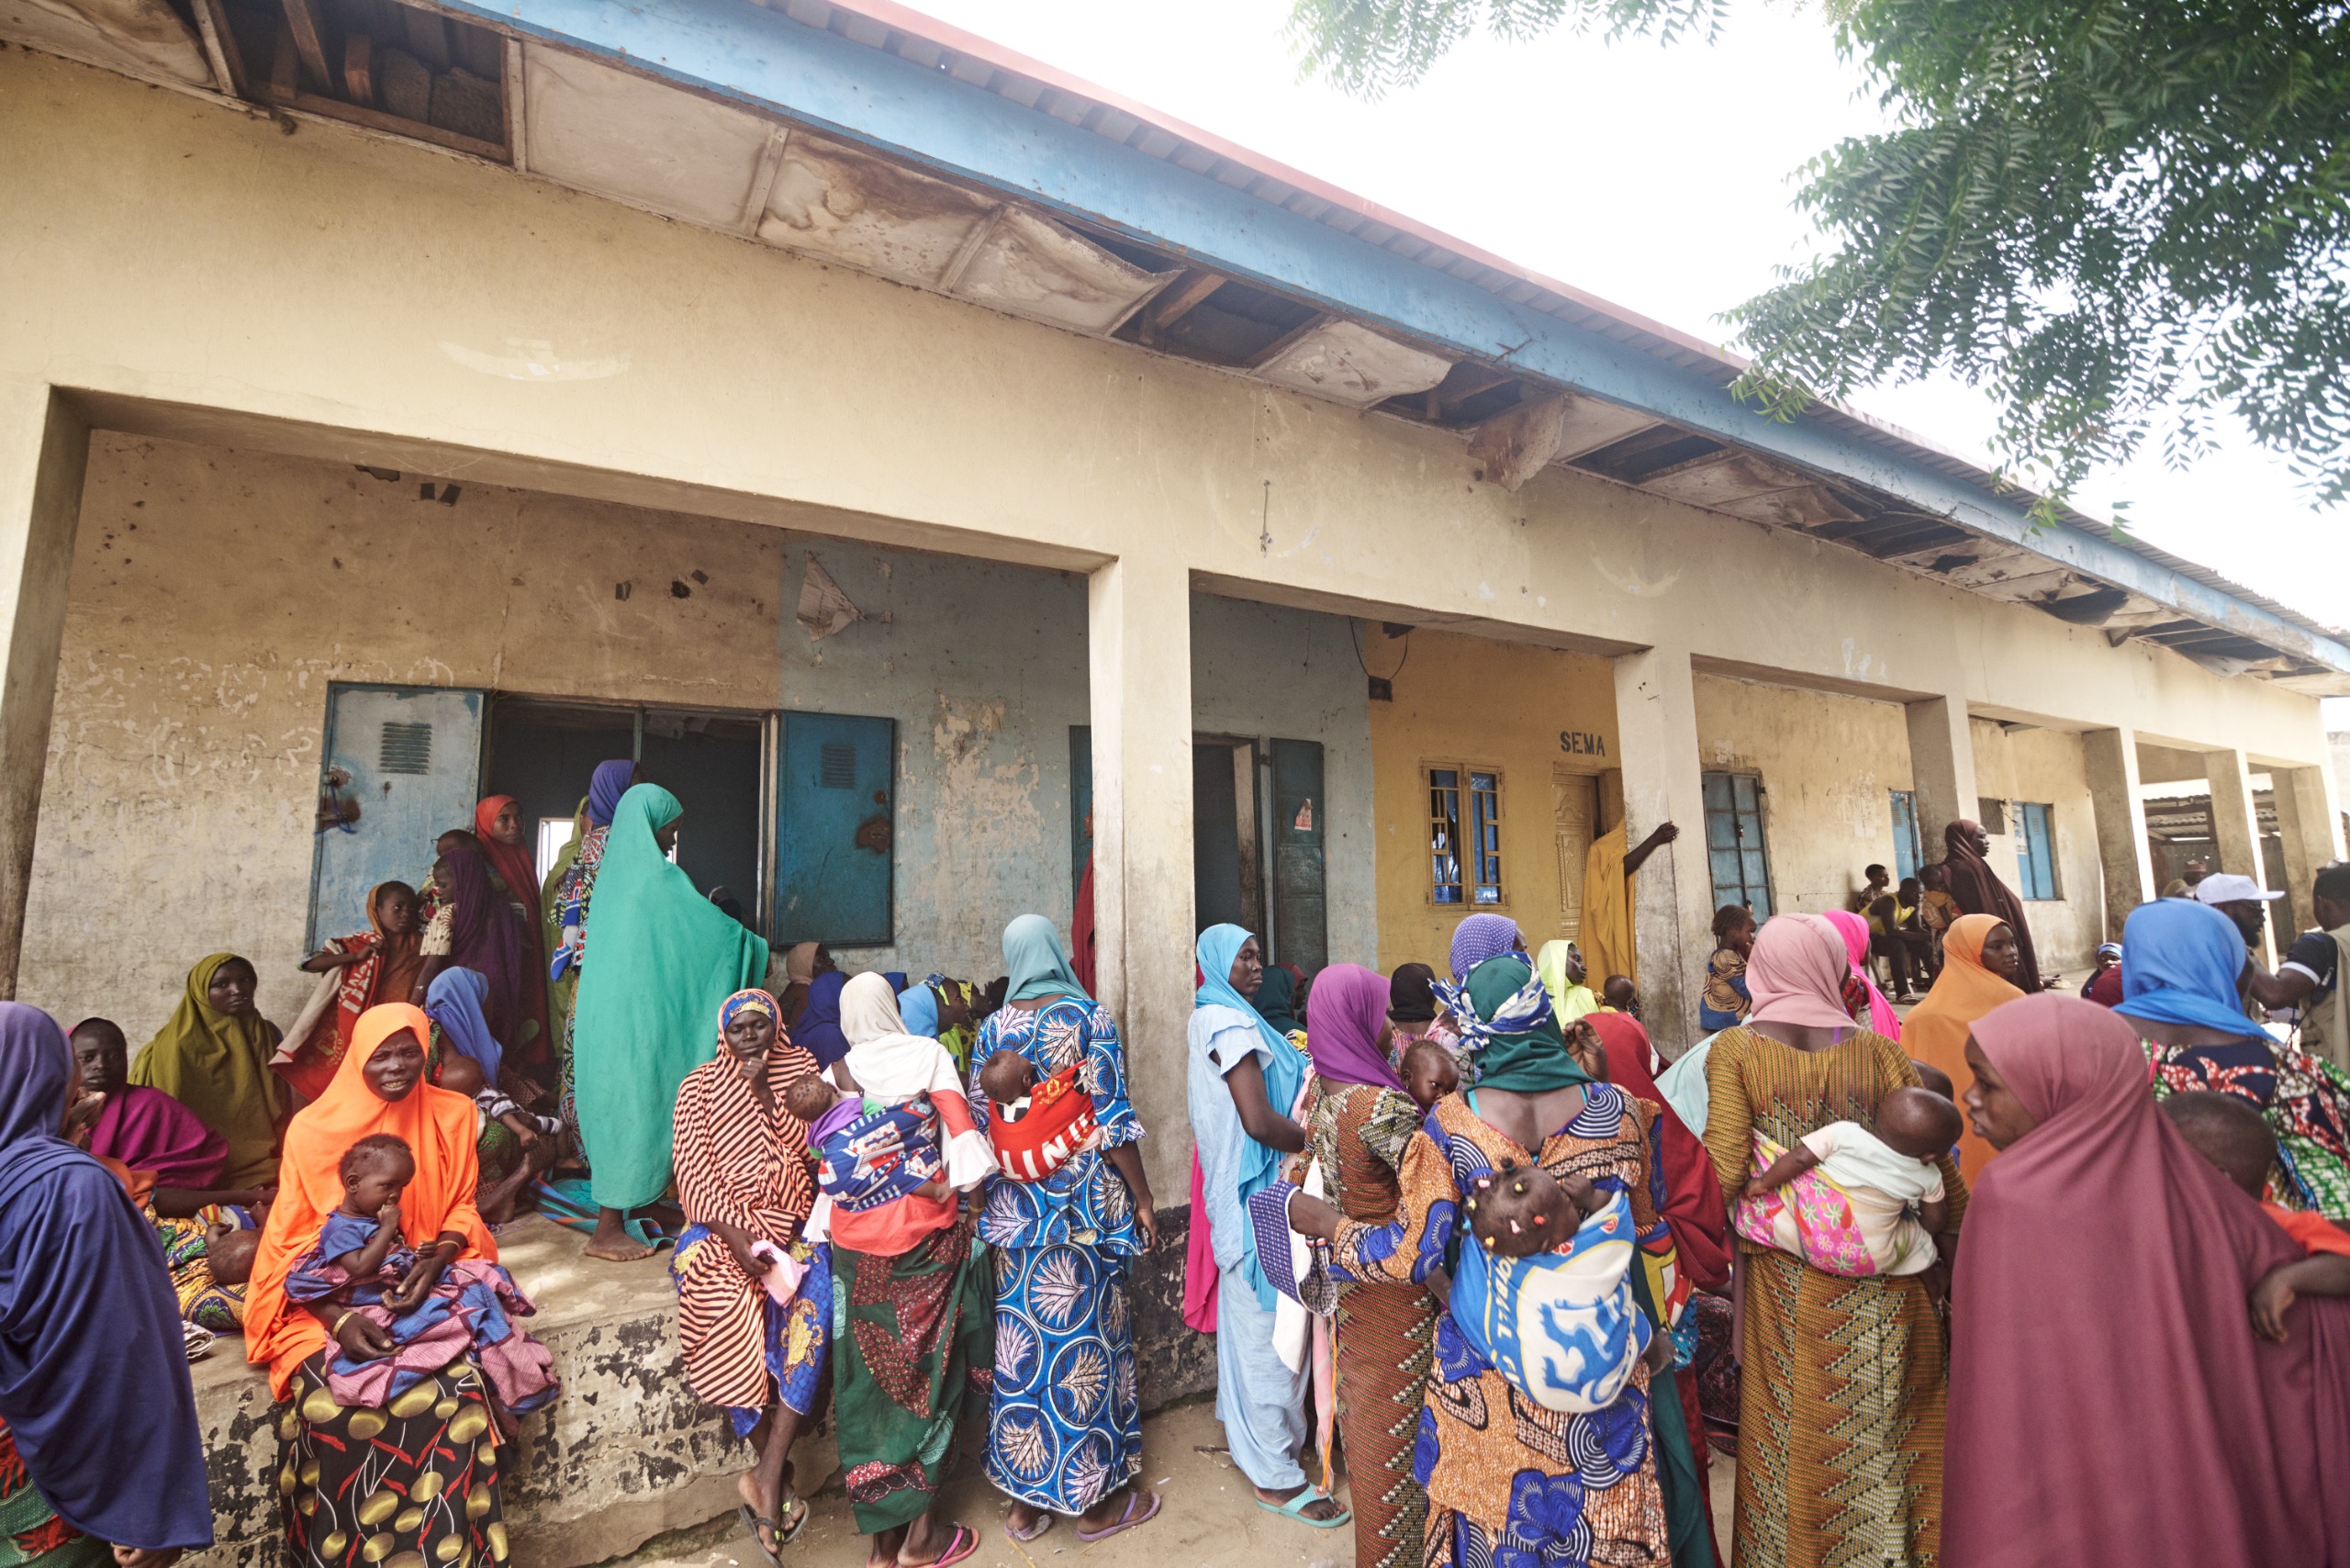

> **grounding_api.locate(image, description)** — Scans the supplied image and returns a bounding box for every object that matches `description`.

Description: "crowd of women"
[5,745,2350,1568]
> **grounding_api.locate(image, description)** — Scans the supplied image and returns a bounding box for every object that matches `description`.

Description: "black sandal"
[738,1502,788,1568]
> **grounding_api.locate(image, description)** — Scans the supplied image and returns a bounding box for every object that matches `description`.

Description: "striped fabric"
[670,1037,821,1411]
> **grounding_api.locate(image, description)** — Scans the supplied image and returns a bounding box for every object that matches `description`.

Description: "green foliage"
[1285,0,1727,97]
[1291,0,2350,507]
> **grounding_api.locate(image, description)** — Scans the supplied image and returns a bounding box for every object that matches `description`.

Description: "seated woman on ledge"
[246,1003,521,1568]
[72,1016,269,1215]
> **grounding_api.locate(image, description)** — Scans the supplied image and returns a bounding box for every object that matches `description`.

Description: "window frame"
[1424,759,1507,909]
[2015,801,2059,901]
[1701,769,1774,919]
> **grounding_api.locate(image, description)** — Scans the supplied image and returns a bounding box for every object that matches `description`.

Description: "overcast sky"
[912,0,2348,684]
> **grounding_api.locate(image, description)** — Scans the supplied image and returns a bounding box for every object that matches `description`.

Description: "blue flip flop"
[1257,1484,1350,1529]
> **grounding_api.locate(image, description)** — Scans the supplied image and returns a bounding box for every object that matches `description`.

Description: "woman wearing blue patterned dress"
[968,914,1161,1545]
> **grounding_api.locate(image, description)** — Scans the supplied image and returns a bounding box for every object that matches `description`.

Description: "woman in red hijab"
[1950,994,2349,1567]
[476,795,552,1073]
[246,1004,505,1568]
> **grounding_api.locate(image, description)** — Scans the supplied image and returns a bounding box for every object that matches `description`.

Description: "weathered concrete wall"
[1687,680,2103,974]
[1364,627,1618,970]
[770,536,1087,980]
[1693,675,1915,918]
[21,433,787,1032]
[2,47,2337,1058]
[1971,718,2103,975]
[24,436,1373,1050]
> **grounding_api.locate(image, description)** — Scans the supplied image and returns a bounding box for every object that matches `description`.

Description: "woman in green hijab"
[129,953,285,1189]
[1289,954,1710,1568]
[571,784,769,1260]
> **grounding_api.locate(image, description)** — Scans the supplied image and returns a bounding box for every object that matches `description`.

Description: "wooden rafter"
[1137,269,1224,343]
[278,0,332,90]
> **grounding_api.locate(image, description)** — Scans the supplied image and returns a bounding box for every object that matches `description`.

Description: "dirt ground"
[617,1398,1737,1568]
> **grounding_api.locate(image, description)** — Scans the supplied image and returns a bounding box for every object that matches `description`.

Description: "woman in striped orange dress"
[1701,914,1964,1568]
[669,991,830,1566]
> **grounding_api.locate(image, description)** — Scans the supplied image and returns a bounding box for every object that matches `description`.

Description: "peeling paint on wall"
[23,434,786,1036]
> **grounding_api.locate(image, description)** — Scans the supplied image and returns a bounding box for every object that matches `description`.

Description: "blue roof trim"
[453,0,2350,675]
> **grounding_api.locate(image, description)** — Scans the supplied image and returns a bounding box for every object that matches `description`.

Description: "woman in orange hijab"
[1901,913,2026,1182]
[246,1004,504,1568]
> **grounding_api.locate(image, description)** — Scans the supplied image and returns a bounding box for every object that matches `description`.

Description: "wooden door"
[1551,765,1596,940]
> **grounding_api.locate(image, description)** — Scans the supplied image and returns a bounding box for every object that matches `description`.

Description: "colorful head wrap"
[718,988,778,1045]
[1436,954,1591,1094]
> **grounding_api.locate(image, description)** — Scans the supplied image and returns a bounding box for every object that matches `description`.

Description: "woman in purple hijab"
[69,1016,264,1215]
[0,1002,213,1564]
[415,832,528,1047]
[1303,963,1433,1566]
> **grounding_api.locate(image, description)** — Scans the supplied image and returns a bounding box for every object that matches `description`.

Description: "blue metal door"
[308,684,485,950]
[776,712,895,946]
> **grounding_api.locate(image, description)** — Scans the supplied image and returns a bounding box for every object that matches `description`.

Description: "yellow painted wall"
[1365,625,1619,972]
[1694,675,1915,917]
[1971,718,2103,976]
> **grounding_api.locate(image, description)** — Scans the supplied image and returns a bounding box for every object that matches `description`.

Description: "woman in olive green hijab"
[129,953,286,1188]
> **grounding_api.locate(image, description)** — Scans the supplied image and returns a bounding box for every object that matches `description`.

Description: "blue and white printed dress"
[968,997,1146,1515]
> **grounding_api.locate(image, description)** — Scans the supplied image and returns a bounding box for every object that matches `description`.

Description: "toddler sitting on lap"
[284,1133,557,1417]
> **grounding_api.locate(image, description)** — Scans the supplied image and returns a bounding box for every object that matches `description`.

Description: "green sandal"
[1256,1484,1350,1529]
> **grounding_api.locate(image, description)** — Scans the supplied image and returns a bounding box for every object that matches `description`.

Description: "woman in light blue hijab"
[970,914,1160,1543]
[1185,924,1345,1529]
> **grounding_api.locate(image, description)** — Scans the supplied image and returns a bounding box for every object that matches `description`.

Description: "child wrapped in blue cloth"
[284,1131,558,1420]
[1451,1160,1653,1415]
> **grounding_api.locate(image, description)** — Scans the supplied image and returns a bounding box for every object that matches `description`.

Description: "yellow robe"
[1581,823,1635,989]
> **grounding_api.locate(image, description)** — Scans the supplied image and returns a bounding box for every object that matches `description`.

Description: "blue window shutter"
[1890,790,1920,882]
[308,684,485,952]
[777,713,895,946]
[1701,770,1774,919]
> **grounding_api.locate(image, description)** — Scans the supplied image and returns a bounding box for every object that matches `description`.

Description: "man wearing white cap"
[2195,871,2286,953]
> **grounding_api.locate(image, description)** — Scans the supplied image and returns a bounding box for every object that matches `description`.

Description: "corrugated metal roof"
[753,0,2344,651]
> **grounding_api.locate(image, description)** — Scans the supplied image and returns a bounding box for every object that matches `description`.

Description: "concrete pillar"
[1905,695,1979,851]
[0,383,85,998]
[2081,728,2155,940]
[1088,550,1195,1200]
[2203,746,2276,967]
[1612,644,1713,1058]
[2270,763,2348,937]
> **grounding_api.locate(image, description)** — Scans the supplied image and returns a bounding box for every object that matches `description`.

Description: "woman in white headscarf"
[825,973,995,1568]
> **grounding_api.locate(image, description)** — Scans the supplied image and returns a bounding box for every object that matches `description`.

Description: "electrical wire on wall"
[1351,620,1413,700]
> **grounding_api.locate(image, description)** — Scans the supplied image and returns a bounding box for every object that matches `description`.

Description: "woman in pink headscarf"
[1948,994,2350,1568]
[1702,913,1960,1568]
[1823,908,1901,1041]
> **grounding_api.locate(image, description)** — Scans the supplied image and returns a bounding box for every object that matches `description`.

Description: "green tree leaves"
[1290,0,2350,507]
